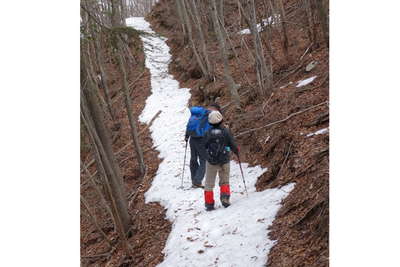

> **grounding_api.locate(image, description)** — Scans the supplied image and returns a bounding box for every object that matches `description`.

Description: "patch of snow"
[128,17,295,267]
[296,76,317,87]
[238,15,280,35]
[306,127,329,137]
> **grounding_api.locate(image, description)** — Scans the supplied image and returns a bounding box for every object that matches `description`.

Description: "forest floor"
[147,0,329,266]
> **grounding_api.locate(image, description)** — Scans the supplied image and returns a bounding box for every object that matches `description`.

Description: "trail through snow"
[127,17,295,267]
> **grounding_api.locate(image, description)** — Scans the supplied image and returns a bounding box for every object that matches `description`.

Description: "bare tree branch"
[235,101,328,137]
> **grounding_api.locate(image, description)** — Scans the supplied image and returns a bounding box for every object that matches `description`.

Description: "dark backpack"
[186,107,211,137]
[206,128,228,165]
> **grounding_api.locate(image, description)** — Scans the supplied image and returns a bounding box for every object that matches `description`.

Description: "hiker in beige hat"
[203,111,239,211]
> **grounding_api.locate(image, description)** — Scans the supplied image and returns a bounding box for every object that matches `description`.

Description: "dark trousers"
[189,137,207,185]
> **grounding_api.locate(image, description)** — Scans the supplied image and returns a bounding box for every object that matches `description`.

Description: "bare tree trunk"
[179,0,209,79]
[237,0,242,29]
[175,0,188,45]
[116,37,146,176]
[81,96,133,254]
[109,0,146,176]
[304,0,316,45]
[217,0,224,27]
[81,108,131,255]
[188,0,213,80]
[248,0,273,98]
[81,158,113,218]
[92,31,116,121]
[277,0,289,59]
[121,38,137,66]
[120,0,127,20]
[81,52,131,235]
[85,43,113,122]
[316,0,329,47]
[111,0,123,27]
[261,0,276,64]
[209,0,241,108]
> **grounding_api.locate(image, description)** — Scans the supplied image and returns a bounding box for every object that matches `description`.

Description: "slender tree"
[179,0,209,79]
[91,28,116,121]
[115,36,146,176]
[304,0,317,45]
[108,0,146,176]
[217,0,225,27]
[188,0,213,80]
[111,0,124,27]
[209,0,241,108]
[316,0,329,46]
[247,0,273,98]
[276,0,289,59]
[81,49,131,235]
[175,0,188,44]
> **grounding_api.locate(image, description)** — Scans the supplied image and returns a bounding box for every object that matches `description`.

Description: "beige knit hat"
[208,110,223,124]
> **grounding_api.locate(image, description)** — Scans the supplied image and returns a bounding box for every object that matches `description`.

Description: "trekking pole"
[180,139,188,189]
[237,154,248,197]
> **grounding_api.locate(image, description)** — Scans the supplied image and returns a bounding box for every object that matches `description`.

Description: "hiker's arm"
[225,129,239,155]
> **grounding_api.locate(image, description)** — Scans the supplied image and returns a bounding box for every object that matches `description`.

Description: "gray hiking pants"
[204,162,230,191]
[189,137,207,185]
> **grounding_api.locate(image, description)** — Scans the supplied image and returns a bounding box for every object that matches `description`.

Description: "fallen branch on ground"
[234,101,328,138]
[276,141,293,180]
[112,110,161,157]
[300,42,314,61]
[138,110,162,136]
[81,246,117,259]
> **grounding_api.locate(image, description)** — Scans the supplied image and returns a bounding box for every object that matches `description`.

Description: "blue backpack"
[186,106,211,138]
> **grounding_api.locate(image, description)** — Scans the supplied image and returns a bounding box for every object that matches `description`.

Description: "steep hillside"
[147,0,329,266]
[80,28,171,266]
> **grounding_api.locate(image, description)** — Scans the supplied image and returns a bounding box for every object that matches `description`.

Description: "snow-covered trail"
[127,17,295,267]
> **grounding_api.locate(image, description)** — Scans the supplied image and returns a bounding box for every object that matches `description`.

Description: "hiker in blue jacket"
[185,103,221,188]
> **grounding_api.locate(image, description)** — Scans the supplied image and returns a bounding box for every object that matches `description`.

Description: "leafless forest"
[80,0,329,266]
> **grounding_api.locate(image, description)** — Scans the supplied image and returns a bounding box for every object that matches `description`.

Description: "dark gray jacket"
[204,125,238,164]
